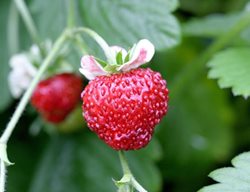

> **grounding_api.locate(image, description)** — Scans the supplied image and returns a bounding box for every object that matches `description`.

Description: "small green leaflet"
[208,47,250,99]
[199,151,250,192]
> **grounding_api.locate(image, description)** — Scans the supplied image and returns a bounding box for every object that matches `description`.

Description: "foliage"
[199,152,250,192]
[0,0,250,192]
[208,48,250,98]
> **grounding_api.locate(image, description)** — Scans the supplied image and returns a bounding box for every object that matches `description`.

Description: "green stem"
[0,30,69,144]
[131,178,147,192]
[72,27,115,63]
[0,26,119,192]
[13,0,40,45]
[118,151,147,192]
[118,151,132,175]
[171,11,250,98]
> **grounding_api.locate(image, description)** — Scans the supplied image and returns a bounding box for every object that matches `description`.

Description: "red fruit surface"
[82,68,168,150]
[31,73,83,123]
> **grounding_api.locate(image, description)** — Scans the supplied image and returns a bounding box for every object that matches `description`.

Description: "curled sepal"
[118,39,155,71]
[113,175,133,192]
[79,55,108,80]
[0,143,14,166]
[113,174,148,192]
[79,39,155,80]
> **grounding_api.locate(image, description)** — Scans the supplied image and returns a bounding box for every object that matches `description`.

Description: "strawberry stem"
[72,27,116,64]
[0,30,69,144]
[119,151,132,175]
[118,151,148,192]
[0,29,70,192]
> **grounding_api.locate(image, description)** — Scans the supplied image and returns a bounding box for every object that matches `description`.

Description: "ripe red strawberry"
[82,68,168,150]
[31,73,83,123]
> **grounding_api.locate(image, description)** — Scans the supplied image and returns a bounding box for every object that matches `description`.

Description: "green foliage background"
[1,0,250,192]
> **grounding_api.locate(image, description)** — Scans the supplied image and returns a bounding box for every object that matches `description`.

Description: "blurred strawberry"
[31,73,83,123]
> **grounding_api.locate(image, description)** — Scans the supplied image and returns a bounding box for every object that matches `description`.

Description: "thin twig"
[0,30,69,144]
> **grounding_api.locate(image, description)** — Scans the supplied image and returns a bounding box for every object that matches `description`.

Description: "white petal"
[23,61,37,76]
[8,71,23,98]
[9,54,30,68]
[8,54,38,98]
[79,55,108,80]
[118,39,155,71]
[110,46,128,61]
[30,45,40,56]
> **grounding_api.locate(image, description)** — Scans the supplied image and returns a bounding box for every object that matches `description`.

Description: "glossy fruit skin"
[31,73,83,123]
[82,68,168,150]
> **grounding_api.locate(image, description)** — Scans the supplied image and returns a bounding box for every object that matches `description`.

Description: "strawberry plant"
[1,0,250,192]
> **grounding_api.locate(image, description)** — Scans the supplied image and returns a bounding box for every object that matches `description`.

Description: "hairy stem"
[131,178,147,192]
[118,151,132,175]
[118,151,147,192]
[0,29,69,192]
[0,30,69,144]
[72,27,115,63]
[0,26,119,192]
[171,11,250,98]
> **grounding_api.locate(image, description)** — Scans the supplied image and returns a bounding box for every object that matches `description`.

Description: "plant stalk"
[72,27,115,63]
[0,29,69,192]
[118,151,132,175]
[118,151,147,192]
[0,30,69,144]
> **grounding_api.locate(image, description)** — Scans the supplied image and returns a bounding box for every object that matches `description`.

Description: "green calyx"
[96,50,132,74]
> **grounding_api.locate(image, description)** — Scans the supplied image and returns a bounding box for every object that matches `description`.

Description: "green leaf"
[182,12,250,43]
[179,0,229,15]
[182,13,240,37]
[79,0,181,50]
[199,152,250,192]
[0,0,12,111]
[28,133,162,192]
[208,47,250,98]
[29,0,67,40]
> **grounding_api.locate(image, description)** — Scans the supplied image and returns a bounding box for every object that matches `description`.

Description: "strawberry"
[31,73,83,123]
[81,68,168,150]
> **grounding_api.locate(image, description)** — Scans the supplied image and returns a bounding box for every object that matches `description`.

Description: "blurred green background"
[1,0,250,191]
